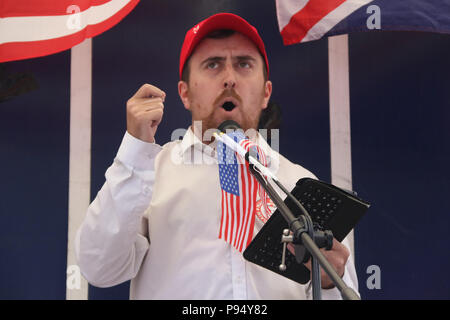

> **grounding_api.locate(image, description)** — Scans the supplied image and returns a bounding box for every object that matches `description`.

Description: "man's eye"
[207,62,219,69]
[239,62,250,68]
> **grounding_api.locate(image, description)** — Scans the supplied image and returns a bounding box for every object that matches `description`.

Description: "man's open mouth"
[221,101,236,112]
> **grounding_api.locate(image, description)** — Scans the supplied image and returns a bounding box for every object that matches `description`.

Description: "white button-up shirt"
[75,128,359,299]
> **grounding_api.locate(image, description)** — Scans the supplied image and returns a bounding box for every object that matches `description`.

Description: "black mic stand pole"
[246,154,360,300]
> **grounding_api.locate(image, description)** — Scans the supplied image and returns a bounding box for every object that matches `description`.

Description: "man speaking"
[75,13,358,299]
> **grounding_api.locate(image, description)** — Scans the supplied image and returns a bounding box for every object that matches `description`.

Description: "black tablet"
[243,178,370,284]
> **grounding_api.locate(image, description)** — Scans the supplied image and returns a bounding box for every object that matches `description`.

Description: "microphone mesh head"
[218,120,241,133]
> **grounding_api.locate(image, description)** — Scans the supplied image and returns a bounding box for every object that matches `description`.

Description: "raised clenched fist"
[126,84,166,143]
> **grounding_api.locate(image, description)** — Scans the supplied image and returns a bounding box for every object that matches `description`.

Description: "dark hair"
[181,29,268,82]
[258,100,281,130]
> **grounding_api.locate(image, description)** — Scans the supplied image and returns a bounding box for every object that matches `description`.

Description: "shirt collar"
[179,126,217,156]
[179,126,273,158]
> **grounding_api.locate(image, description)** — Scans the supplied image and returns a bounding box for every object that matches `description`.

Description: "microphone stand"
[245,153,360,300]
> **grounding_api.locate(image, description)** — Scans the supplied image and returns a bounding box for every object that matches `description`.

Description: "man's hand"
[288,238,350,289]
[126,84,166,143]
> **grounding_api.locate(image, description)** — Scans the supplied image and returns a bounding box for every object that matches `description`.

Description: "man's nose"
[223,63,236,89]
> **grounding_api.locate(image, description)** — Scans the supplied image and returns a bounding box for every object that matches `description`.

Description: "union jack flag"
[0,0,140,62]
[276,0,450,45]
[217,131,273,252]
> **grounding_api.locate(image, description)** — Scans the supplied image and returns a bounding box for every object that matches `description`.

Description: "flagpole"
[66,38,92,300]
[328,34,355,257]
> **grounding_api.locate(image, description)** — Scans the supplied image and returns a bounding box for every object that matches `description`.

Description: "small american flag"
[217,131,272,252]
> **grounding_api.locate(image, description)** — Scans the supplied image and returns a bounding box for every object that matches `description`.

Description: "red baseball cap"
[179,13,269,80]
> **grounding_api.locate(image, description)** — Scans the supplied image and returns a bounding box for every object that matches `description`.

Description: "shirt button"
[143,185,151,195]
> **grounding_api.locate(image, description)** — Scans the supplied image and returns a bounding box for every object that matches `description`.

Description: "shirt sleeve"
[74,131,162,288]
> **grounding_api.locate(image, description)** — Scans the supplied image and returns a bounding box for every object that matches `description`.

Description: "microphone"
[218,120,242,133]
[214,121,277,181]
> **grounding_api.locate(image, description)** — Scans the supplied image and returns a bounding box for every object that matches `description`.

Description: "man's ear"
[178,81,190,110]
[262,80,272,110]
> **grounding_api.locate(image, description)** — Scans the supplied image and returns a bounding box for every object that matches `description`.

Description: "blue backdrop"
[1,0,449,299]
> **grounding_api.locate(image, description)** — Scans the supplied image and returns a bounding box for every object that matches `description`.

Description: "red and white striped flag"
[217,132,273,252]
[275,0,373,45]
[0,0,140,62]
